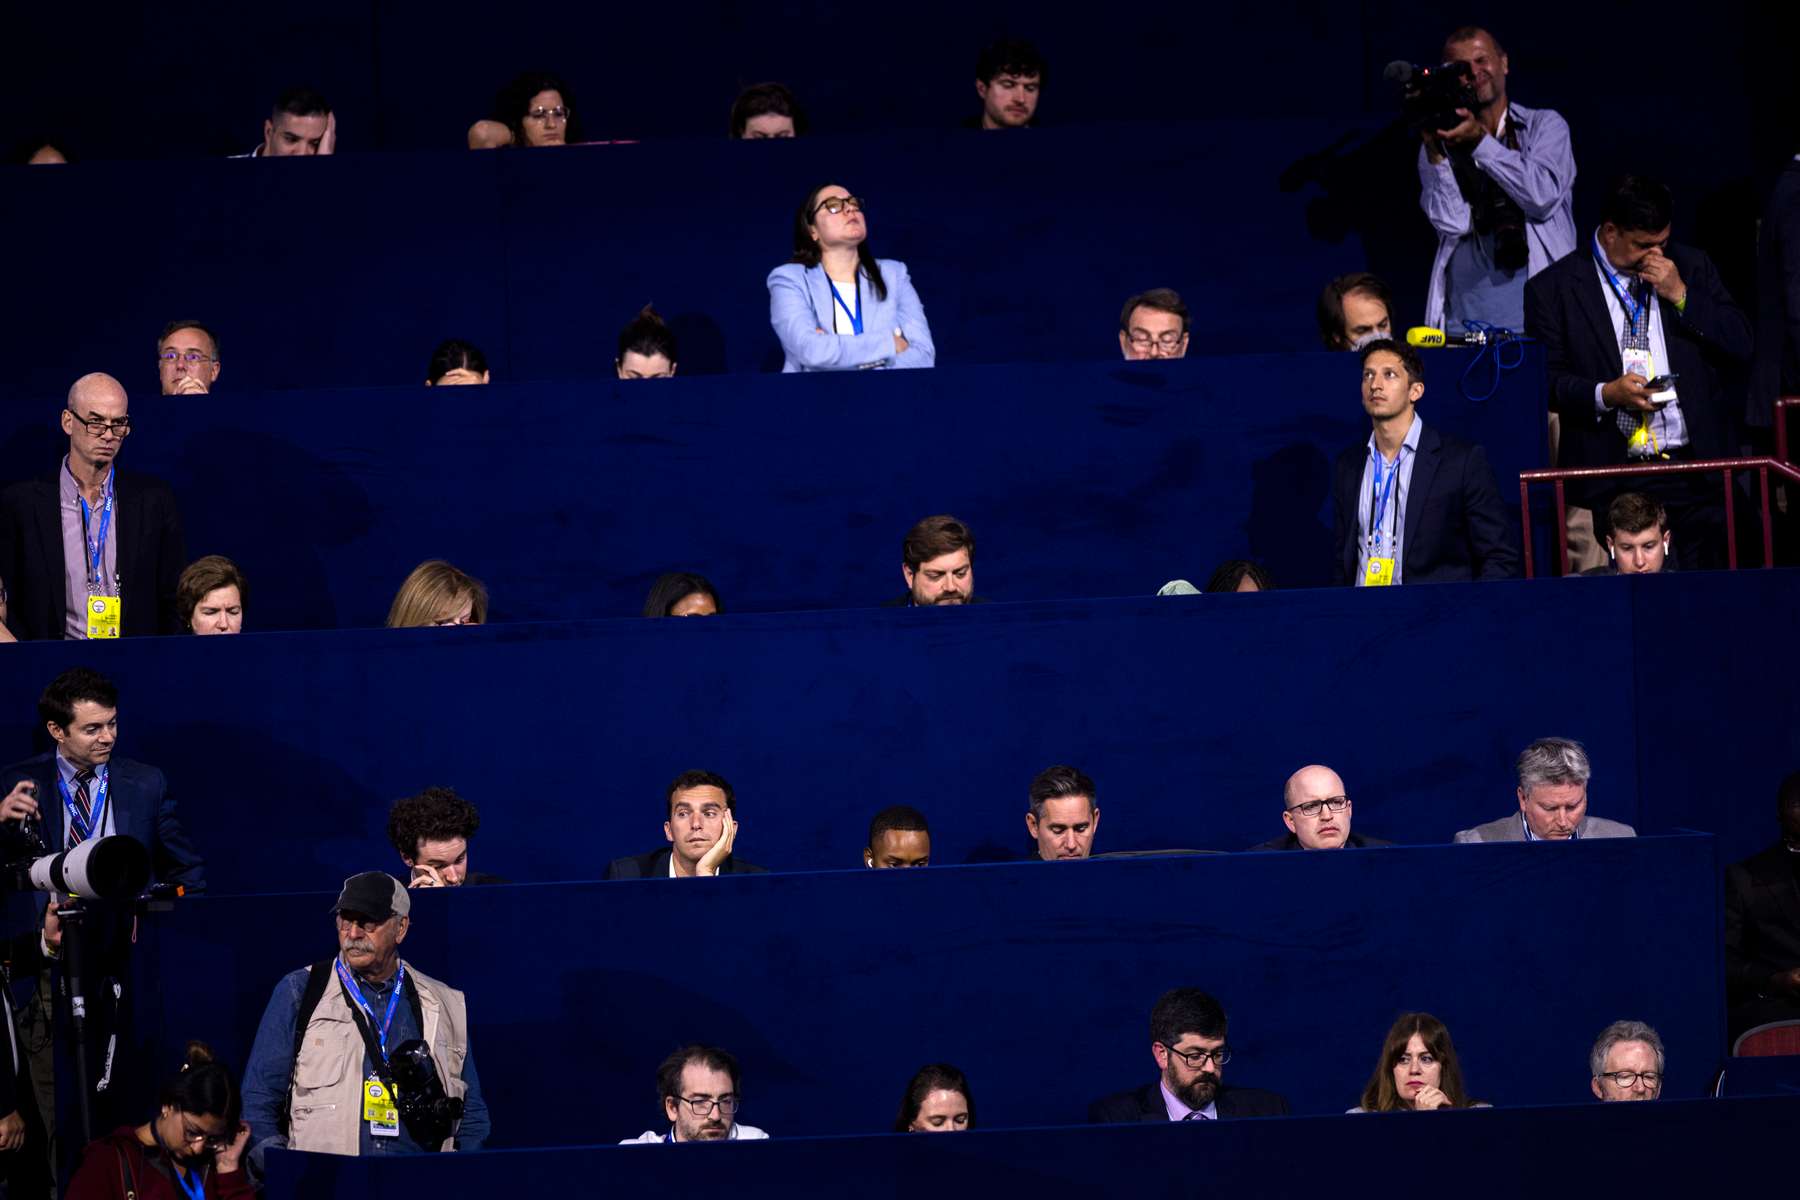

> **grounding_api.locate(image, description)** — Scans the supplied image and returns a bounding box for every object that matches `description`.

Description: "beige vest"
[288,959,470,1156]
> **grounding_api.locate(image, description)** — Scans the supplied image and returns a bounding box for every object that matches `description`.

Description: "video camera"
[388,1039,466,1149]
[1384,60,1477,134]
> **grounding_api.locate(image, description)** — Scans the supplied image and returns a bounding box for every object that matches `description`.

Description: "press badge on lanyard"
[363,1077,400,1137]
[80,480,121,638]
[335,958,406,1137]
[1363,452,1400,587]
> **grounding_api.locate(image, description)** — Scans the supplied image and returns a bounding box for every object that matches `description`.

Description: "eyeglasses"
[1127,331,1186,349]
[525,106,569,123]
[66,410,132,438]
[1598,1070,1660,1089]
[813,195,864,217]
[1286,796,1350,819]
[1159,1042,1231,1069]
[158,350,216,366]
[674,1094,740,1116]
[180,1115,232,1153]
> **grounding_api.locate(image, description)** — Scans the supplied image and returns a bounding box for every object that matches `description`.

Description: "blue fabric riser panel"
[133,837,1721,1154]
[263,1095,1798,1197]
[0,579,1685,892]
[0,347,1547,627]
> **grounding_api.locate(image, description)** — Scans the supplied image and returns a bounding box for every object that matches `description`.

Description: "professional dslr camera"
[1384,60,1477,134]
[389,1039,466,1150]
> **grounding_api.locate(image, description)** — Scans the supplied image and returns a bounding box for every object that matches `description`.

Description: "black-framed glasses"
[674,1094,740,1116]
[180,1115,232,1153]
[158,350,216,366]
[1126,331,1186,349]
[525,106,569,122]
[1286,796,1350,819]
[813,195,863,217]
[1598,1070,1660,1089]
[1158,1042,1231,1069]
[65,410,132,438]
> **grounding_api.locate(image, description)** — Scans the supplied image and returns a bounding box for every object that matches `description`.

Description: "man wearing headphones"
[1582,492,1672,575]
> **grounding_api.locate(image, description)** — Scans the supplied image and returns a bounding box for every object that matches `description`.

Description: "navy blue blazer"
[1330,421,1520,586]
[766,260,936,372]
[603,847,765,880]
[0,752,206,892]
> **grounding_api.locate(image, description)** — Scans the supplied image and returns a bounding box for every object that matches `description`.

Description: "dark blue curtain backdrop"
[263,1096,1800,1197]
[2,572,1796,894]
[135,837,1721,1153]
[0,349,1547,626]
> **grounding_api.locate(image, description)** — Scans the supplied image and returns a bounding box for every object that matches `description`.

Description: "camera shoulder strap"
[277,959,336,1138]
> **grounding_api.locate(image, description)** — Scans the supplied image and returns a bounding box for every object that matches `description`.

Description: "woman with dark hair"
[494,71,582,147]
[176,555,247,635]
[730,82,806,138]
[425,338,490,385]
[893,1064,975,1132]
[1204,560,1274,593]
[1352,1013,1485,1112]
[643,572,721,617]
[766,182,935,372]
[66,1042,252,1199]
[616,306,679,379]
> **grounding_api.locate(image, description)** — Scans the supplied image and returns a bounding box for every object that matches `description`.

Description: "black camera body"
[1385,60,1477,134]
[388,1039,465,1149]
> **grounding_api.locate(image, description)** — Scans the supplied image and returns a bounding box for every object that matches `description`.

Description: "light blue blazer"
[766,259,936,372]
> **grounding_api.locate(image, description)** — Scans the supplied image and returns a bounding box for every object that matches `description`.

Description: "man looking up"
[0,373,186,639]
[156,320,222,395]
[240,873,488,1166]
[604,770,766,878]
[386,787,508,887]
[245,87,335,157]
[865,805,931,868]
[1026,765,1099,861]
[621,1046,769,1142]
[971,40,1045,130]
[889,514,980,607]
[1417,26,1575,335]
[1118,289,1190,360]
[1330,340,1518,586]
[1252,765,1391,850]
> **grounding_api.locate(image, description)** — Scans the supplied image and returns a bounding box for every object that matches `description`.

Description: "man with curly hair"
[386,787,508,888]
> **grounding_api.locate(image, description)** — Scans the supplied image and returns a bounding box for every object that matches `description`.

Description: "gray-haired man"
[1453,737,1636,842]
[1590,1020,1664,1101]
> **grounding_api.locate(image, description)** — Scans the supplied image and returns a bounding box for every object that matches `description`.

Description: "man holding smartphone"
[1527,174,1753,570]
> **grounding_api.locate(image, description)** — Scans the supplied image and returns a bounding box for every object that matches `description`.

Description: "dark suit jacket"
[1088,1081,1290,1123]
[1724,842,1800,1003]
[603,847,766,880]
[1330,422,1519,585]
[1249,831,1394,851]
[0,468,186,640]
[1524,239,1752,502]
[1749,160,1800,427]
[0,753,206,891]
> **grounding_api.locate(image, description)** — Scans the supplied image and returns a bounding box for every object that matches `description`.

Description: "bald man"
[0,374,186,640]
[1250,765,1393,851]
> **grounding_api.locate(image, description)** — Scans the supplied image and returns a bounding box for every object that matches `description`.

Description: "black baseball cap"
[331,871,410,921]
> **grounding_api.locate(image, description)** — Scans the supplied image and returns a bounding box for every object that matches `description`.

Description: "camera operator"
[239,873,488,1171]
[1417,26,1576,336]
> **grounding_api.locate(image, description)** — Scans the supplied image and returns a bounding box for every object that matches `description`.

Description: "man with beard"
[621,1045,770,1142]
[887,515,984,607]
[1088,988,1289,1122]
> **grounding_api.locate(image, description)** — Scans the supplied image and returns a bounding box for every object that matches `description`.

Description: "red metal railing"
[1518,397,1800,578]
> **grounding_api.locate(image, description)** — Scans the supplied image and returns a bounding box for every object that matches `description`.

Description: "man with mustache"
[969,40,1045,131]
[1088,988,1289,1122]
[1251,764,1392,850]
[604,771,765,879]
[621,1046,770,1143]
[239,873,489,1169]
[887,515,983,608]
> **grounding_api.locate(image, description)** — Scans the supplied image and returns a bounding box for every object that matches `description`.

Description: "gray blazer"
[766,260,935,372]
[1453,814,1636,843]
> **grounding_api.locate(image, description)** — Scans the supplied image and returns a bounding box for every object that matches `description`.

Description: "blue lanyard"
[77,470,116,588]
[173,1161,207,1200]
[334,958,405,1058]
[827,277,863,335]
[1368,449,1403,550]
[1592,239,1647,336]
[55,763,109,843]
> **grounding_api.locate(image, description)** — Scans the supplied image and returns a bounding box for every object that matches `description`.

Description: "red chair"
[1732,1021,1800,1057]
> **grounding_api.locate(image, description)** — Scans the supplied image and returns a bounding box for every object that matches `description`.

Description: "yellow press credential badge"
[1363,557,1396,587]
[86,595,121,639]
[364,1076,400,1136]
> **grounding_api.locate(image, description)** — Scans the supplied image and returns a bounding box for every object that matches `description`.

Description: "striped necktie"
[69,768,96,846]
[1183,1110,1210,1121]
